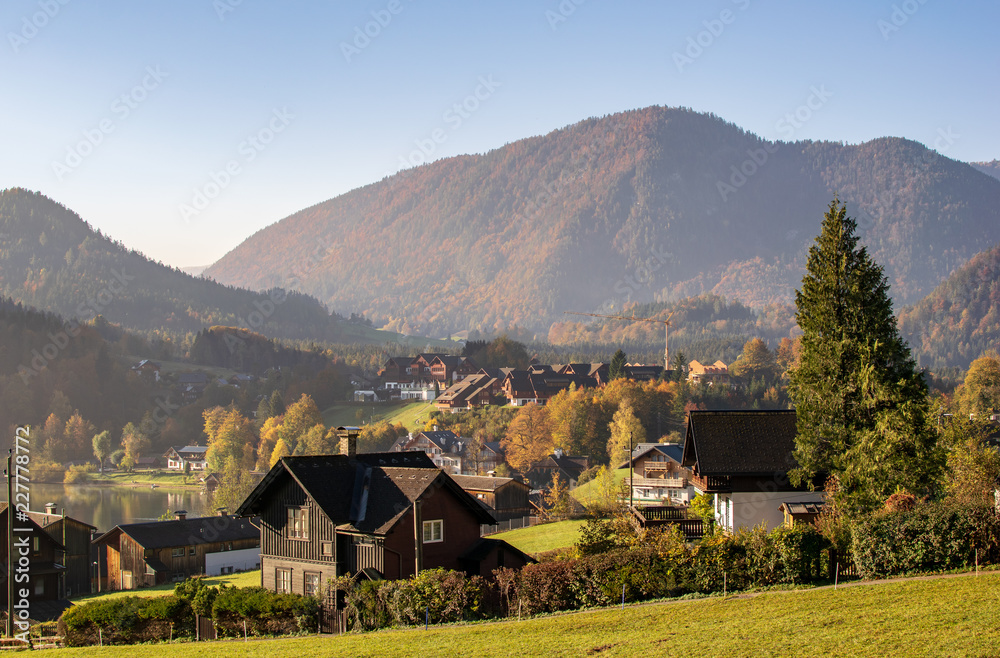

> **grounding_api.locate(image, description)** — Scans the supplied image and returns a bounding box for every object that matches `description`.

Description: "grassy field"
[491,519,586,555]
[321,401,435,432]
[57,572,1000,657]
[69,570,262,604]
[570,468,629,505]
[84,470,200,489]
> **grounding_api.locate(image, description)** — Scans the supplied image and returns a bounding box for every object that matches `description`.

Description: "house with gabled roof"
[451,475,531,522]
[525,450,591,489]
[620,443,695,505]
[235,431,528,592]
[163,445,209,471]
[687,360,730,386]
[0,504,66,602]
[92,513,260,590]
[681,409,823,533]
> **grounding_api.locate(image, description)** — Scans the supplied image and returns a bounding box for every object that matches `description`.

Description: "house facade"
[687,360,730,386]
[682,409,824,533]
[93,513,260,590]
[0,505,65,601]
[163,446,210,471]
[451,475,532,521]
[236,431,529,594]
[622,443,695,505]
[28,506,97,598]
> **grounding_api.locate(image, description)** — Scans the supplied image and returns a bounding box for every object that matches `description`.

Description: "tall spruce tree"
[788,199,941,512]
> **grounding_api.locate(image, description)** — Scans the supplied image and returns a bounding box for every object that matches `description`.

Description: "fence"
[319,607,349,634]
[481,515,538,536]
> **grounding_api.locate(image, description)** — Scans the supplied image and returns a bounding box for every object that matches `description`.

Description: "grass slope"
[491,520,586,555]
[59,572,1000,657]
[570,468,629,505]
[321,401,434,432]
[70,571,262,604]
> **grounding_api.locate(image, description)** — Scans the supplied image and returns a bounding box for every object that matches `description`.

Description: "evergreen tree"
[671,351,686,382]
[788,199,941,512]
[609,349,627,380]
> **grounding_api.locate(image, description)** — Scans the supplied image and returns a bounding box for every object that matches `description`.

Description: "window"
[422,519,443,543]
[32,536,40,554]
[189,547,196,556]
[276,568,291,594]
[321,541,334,557]
[287,507,309,539]
[171,547,184,558]
[304,572,321,598]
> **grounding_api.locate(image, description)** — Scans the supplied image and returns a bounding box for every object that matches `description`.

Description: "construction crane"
[563,310,676,368]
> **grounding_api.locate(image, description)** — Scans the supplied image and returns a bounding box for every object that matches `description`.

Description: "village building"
[28,504,97,598]
[682,409,824,532]
[621,443,695,505]
[687,360,730,386]
[451,475,532,522]
[163,445,210,471]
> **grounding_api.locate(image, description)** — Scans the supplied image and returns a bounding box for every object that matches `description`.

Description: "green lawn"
[322,401,435,432]
[69,570,262,604]
[57,572,1000,656]
[570,468,629,506]
[491,519,586,555]
[86,470,200,488]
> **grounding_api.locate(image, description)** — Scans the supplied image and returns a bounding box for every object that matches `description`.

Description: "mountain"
[898,242,1000,370]
[969,160,1000,181]
[204,107,1000,337]
[0,188,426,346]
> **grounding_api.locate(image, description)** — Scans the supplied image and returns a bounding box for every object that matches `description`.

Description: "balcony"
[626,476,688,488]
[689,474,732,493]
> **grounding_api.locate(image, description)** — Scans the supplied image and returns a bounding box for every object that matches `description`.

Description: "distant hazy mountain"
[899,242,1000,370]
[204,107,1000,337]
[970,160,1000,181]
[0,188,411,345]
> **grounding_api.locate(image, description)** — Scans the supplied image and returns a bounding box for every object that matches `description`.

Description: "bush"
[212,586,318,637]
[343,569,488,630]
[58,596,193,646]
[851,502,1000,579]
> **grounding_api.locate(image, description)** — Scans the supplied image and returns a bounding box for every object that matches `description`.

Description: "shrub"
[212,586,318,637]
[851,502,1000,579]
[58,596,193,646]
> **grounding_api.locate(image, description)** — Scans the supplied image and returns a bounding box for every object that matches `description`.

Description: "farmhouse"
[27,504,97,598]
[621,443,695,505]
[93,513,260,590]
[682,409,824,532]
[0,504,66,601]
[451,475,532,521]
[236,429,530,594]
[163,445,209,471]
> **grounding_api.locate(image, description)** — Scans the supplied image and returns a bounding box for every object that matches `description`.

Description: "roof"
[165,446,208,459]
[682,410,799,477]
[177,373,209,384]
[0,505,65,550]
[459,537,535,565]
[93,515,258,548]
[450,475,527,492]
[619,443,684,469]
[236,452,495,535]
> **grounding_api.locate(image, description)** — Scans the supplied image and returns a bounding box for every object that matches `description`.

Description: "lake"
[3,483,214,533]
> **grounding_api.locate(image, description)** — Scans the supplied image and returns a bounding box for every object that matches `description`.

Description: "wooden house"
[451,475,532,521]
[681,410,824,532]
[0,504,65,601]
[621,443,695,505]
[93,513,260,590]
[236,431,529,593]
[525,450,590,489]
[28,505,97,598]
[163,446,209,471]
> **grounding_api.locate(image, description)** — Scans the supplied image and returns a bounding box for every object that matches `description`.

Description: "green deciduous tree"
[955,352,1000,419]
[92,430,112,475]
[788,199,941,512]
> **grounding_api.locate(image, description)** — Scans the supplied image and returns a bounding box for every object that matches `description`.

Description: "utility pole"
[564,310,676,368]
[6,451,13,638]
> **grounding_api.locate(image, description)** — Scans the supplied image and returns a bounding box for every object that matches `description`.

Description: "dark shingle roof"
[683,410,798,476]
[450,475,525,492]
[94,515,258,548]
[237,452,494,535]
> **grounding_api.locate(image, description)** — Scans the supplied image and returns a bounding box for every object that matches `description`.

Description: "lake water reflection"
[4,483,213,533]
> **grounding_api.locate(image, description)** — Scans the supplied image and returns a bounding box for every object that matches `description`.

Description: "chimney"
[337,427,360,458]
[216,507,227,517]
[433,425,438,432]
[45,502,57,515]
[174,510,187,521]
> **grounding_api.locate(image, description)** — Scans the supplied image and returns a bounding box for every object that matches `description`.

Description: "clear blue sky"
[2,0,996,268]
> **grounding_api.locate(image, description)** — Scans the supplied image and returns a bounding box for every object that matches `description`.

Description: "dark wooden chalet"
[681,409,824,532]
[28,506,97,598]
[0,504,65,601]
[236,431,528,594]
[451,475,532,521]
[93,513,260,590]
[525,450,590,489]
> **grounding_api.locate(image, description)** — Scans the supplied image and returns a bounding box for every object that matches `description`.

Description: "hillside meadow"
[56,571,1000,657]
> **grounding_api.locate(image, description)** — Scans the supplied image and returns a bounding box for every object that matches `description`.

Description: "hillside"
[970,159,1000,181]
[899,241,1000,369]
[205,107,1000,337]
[0,189,417,345]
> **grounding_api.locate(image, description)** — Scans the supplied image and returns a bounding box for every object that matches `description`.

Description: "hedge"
[58,595,193,646]
[851,502,1000,579]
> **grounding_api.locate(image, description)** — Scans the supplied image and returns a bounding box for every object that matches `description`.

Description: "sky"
[1,0,997,269]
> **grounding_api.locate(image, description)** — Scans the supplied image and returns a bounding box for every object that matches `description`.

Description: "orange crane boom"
[563,310,676,368]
